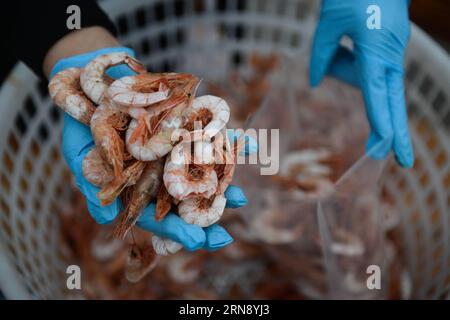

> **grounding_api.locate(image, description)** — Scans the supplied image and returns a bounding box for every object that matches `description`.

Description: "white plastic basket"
[0,0,449,299]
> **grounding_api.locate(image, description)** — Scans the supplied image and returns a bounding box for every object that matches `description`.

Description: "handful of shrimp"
[49,52,239,281]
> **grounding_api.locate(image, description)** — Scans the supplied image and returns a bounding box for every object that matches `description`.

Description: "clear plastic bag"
[317,141,389,299]
[234,55,391,298]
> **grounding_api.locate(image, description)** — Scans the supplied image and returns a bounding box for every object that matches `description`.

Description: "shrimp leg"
[112,159,164,239]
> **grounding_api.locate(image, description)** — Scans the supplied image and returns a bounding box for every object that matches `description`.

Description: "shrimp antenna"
[130,228,137,246]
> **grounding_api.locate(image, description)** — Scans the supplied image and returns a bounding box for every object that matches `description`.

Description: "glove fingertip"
[309,63,324,88]
[395,153,414,169]
[395,142,415,169]
[204,224,234,251]
[225,185,248,208]
[366,133,393,160]
[177,225,206,252]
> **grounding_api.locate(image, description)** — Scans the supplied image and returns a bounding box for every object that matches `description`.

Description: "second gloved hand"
[310,0,414,168]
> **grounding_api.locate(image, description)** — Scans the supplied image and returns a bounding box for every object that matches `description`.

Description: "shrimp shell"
[183,95,230,140]
[90,104,128,178]
[108,75,170,107]
[97,160,146,206]
[151,235,183,256]
[112,159,164,239]
[82,147,114,187]
[125,114,180,161]
[125,76,201,161]
[163,142,218,201]
[214,128,243,195]
[178,195,227,227]
[80,52,146,105]
[48,67,95,125]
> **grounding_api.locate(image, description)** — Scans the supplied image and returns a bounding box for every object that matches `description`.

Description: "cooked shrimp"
[112,159,164,239]
[183,95,230,140]
[251,208,303,244]
[106,73,192,163]
[80,52,146,104]
[175,133,242,229]
[108,74,170,107]
[90,104,129,178]
[82,147,114,187]
[178,195,227,227]
[280,149,333,178]
[97,160,146,206]
[126,76,201,161]
[193,140,215,165]
[163,141,218,201]
[48,67,96,125]
[125,234,160,283]
[214,129,245,194]
[151,236,183,256]
[277,148,337,198]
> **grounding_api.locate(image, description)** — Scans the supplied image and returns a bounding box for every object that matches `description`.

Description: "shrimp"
[118,73,200,142]
[174,132,242,229]
[80,52,146,105]
[151,235,183,256]
[178,195,227,227]
[125,233,160,283]
[250,196,304,244]
[97,160,146,206]
[48,67,96,125]
[90,104,129,178]
[126,75,201,161]
[108,74,171,107]
[112,159,164,239]
[276,149,338,197]
[82,147,114,187]
[163,141,218,201]
[182,95,230,140]
[213,128,245,194]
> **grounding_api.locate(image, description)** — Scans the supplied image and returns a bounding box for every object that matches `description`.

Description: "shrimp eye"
[187,93,192,97]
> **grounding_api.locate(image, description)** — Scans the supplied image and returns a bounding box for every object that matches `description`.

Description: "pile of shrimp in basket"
[49,52,243,282]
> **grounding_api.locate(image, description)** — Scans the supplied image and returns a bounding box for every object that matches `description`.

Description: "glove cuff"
[49,46,135,79]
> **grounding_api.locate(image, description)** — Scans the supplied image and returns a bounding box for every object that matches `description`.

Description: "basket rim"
[0,14,449,299]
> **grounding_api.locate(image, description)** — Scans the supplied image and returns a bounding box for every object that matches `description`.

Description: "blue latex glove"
[310,0,414,168]
[50,47,257,252]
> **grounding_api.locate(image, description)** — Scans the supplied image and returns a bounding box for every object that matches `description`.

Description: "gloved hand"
[50,47,257,252]
[310,0,414,168]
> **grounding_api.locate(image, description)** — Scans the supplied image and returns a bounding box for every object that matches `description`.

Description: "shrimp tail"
[97,161,145,206]
[126,56,147,74]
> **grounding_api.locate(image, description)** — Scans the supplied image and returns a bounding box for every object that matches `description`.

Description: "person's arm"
[43,26,119,78]
[3,0,117,79]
